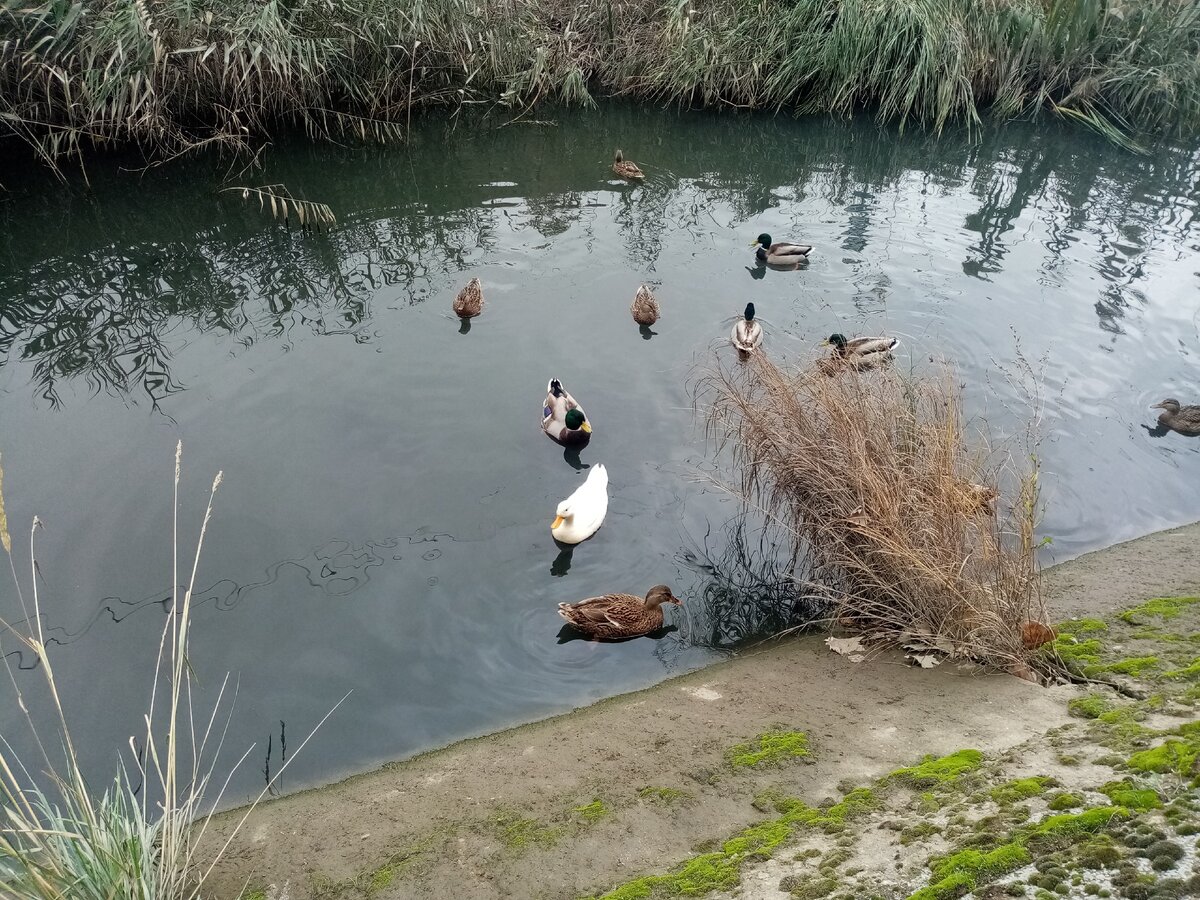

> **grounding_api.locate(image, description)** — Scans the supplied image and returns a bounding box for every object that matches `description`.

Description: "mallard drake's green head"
[826,333,848,354]
[565,408,592,433]
[752,233,772,248]
[743,302,756,322]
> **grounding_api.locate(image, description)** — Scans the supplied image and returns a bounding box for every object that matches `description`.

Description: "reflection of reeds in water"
[678,517,827,651]
[700,353,1045,671]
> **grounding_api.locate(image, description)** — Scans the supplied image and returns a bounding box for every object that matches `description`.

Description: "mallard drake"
[612,149,644,181]
[1151,399,1200,436]
[452,277,484,318]
[752,233,812,266]
[557,584,682,640]
[730,302,762,353]
[821,333,897,368]
[552,464,608,544]
[630,284,660,326]
[543,378,592,444]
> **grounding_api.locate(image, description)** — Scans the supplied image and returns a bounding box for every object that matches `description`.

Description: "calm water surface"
[1,108,1198,800]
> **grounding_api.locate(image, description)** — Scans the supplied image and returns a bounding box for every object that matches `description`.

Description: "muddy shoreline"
[206,523,1200,899]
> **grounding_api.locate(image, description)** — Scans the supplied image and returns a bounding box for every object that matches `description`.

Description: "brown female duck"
[612,149,645,181]
[1151,398,1200,436]
[630,284,660,326]
[557,584,682,640]
[452,277,484,318]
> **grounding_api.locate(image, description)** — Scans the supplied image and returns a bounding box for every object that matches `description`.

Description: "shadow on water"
[678,517,827,652]
[561,443,590,470]
[1,108,1195,408]
[457,317,472,335]
[550,544,574,577]
[638,323,657,340]
[554,623,679,645]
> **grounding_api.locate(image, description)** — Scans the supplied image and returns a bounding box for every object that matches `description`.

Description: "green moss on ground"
[1047,792,1084,811]
[1069,695,1114,719]
[1098,781,1161,810]
[722,819,791,858]
[1050,637,1104,668]
[991,777,1054,804]
[1060,618,1108,634]
[638,786,691,805]
[575,799,611,824]
[1126,740,1199,776]
[1097,656,1160,677]
[1164,658,1200,680]
[727,728,810,768]
[900,822,942,845]
[241,892,267,900]
[935,842,1031,880]
[889,750,984,788]
[599,852,740,899]
[1025,807,1129,848]
[494,812,562,851]
[1119,596,1200,625]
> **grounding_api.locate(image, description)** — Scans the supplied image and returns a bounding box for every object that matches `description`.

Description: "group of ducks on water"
[448,149,1200,641]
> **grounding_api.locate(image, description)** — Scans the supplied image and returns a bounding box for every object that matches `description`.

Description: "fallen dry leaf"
[825,636,866,662]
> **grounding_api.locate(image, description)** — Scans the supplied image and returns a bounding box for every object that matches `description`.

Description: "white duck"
[551,465,608,544]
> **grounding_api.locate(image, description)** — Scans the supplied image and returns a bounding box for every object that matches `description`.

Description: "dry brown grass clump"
[702,352,1046,671]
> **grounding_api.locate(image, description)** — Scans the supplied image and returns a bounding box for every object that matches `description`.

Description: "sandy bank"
[205,523,1200,899]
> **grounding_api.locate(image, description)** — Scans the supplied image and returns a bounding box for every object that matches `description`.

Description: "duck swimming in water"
[557,584,683,640]
[730,302,763,354]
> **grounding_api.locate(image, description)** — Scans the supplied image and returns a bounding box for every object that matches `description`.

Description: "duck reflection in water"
[562,444,589,471]
[556,623,678,644]
[458,318,472,335]
[551,544,574,577]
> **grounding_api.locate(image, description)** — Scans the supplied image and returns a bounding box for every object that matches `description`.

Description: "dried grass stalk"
[701,352,1045,670]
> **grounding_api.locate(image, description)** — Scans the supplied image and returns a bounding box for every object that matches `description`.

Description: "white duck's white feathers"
[552,465,608,544]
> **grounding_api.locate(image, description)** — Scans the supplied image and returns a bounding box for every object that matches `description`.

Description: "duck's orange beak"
[551,515,565,530]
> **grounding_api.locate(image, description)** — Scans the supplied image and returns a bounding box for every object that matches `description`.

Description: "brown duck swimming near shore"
[630,284,660,326]
[452,277,484,318]
[557,585,682,640]
[612,149,645,181]
[1151,398,1200,436]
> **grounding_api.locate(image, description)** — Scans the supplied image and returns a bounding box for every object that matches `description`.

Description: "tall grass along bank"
[0,447,340,899]
[2,0,1199,173]
[701,353,1046,673]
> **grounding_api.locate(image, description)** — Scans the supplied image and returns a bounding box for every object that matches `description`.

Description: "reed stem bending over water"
[3,0,1198,171]
[701,354,1044,671]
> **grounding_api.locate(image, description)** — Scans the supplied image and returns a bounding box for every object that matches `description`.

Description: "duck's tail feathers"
[888,337,900,351]
[588,463,609,486]
[548,378,564,397]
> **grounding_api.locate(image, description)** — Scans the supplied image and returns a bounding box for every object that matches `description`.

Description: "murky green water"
[1,107,1198,801]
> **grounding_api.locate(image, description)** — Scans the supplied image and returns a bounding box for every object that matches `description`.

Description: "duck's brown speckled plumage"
[612,149,644,181]
[630,284,660,326]
[557,585,682,640]
[453,277,484,318]
[1152,398,1200,436]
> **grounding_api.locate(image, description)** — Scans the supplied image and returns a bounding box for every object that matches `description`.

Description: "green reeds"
[0,446,340,898]
[2,0,1198,173]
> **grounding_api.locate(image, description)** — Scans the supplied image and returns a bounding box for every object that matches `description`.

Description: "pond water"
[1,107,1198,802]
